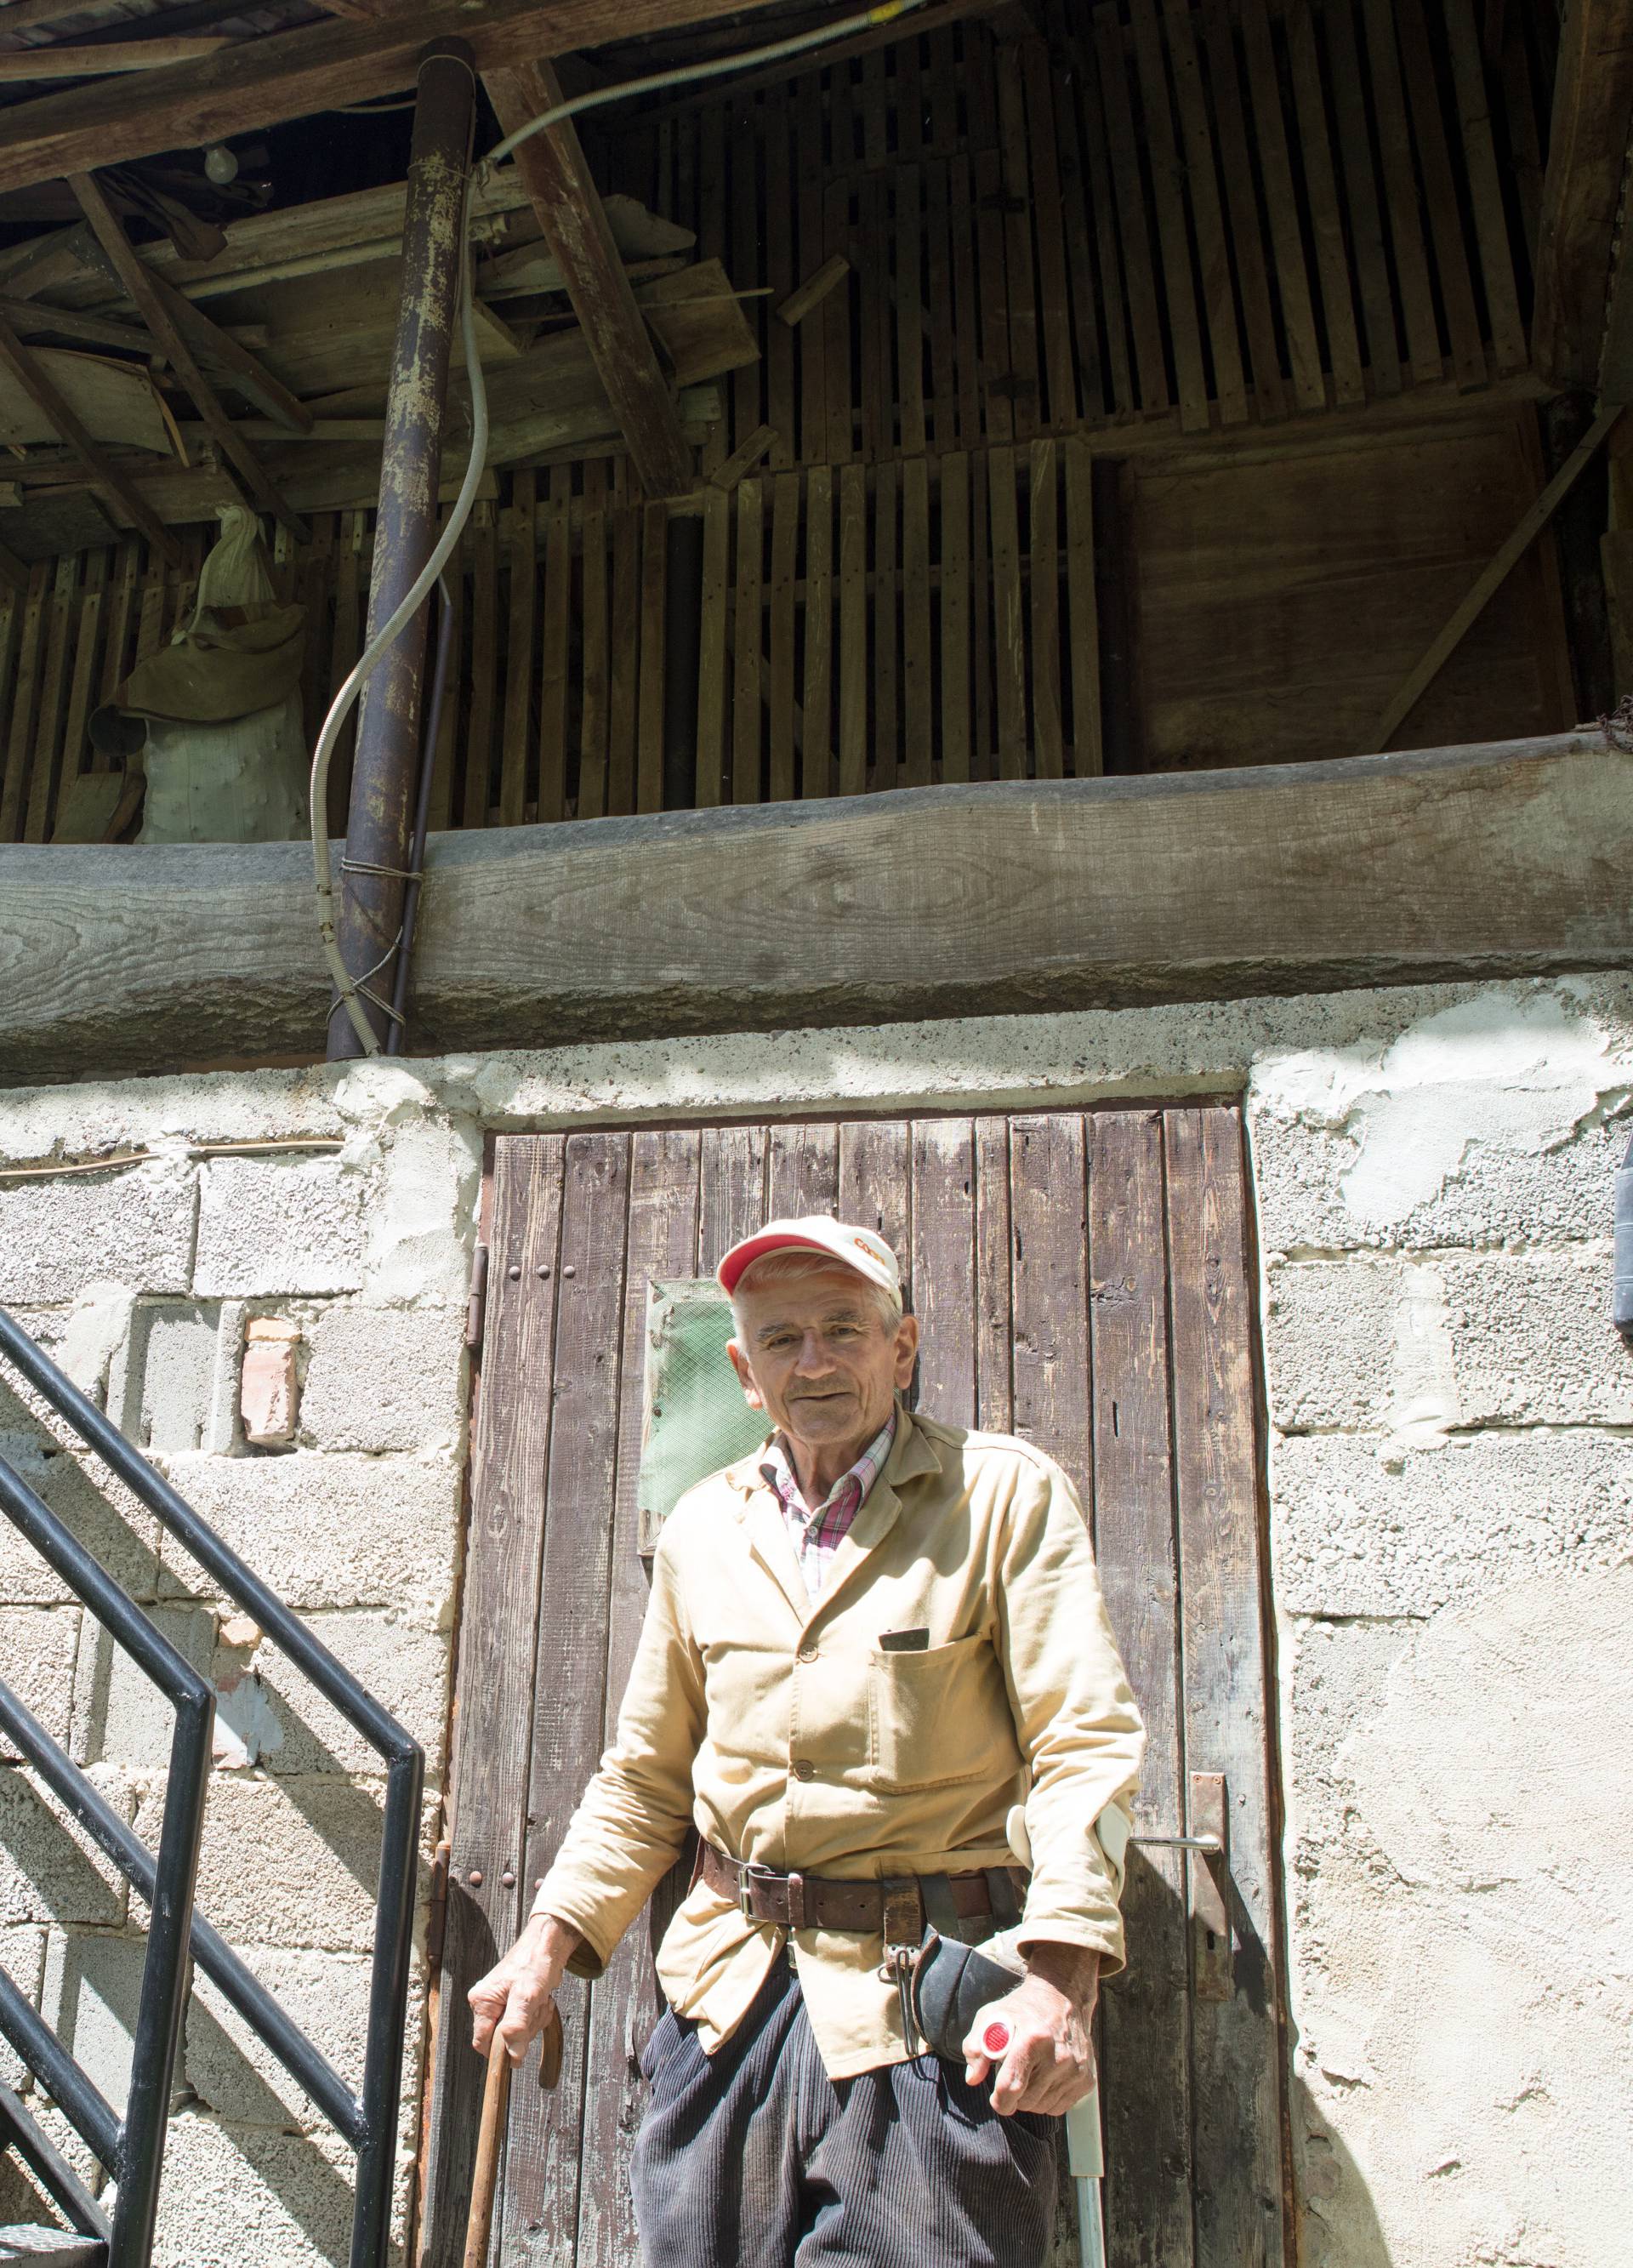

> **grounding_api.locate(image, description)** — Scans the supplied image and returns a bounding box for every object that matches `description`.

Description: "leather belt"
[698,1840,1027,1936]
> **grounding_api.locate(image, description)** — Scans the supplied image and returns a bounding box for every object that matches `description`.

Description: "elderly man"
[470,1215,1143,2267]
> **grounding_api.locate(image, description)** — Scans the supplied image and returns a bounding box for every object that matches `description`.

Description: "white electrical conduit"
[311,0,931,1056]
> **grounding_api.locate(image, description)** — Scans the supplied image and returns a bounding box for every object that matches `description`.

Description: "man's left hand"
[962,1942,1100,2117]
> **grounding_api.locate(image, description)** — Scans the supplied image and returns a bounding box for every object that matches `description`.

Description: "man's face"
[729,1263,919,1460]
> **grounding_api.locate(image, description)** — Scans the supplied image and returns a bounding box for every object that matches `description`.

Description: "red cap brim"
[716,1231,838,1295]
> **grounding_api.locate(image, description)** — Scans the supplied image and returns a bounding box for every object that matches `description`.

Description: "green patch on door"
[636,1279,769,1555]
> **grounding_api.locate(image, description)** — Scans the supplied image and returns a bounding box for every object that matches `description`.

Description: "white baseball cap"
[716,1216,903,1311]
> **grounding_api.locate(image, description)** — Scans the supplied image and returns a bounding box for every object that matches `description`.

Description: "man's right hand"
[469,1911,582,2065]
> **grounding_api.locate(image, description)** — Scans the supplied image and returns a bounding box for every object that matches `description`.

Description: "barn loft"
[0,0,1625,1081]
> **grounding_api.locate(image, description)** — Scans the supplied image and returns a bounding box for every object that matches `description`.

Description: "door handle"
[1131,1771,1231,2001]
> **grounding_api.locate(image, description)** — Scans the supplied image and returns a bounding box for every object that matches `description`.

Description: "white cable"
[310,0,930,1055]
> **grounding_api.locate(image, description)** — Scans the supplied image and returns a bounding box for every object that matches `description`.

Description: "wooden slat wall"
[426,1103,1287,2268]
[611,0,1539,459]
[0,0,1557,840]
[0,449,1102,840]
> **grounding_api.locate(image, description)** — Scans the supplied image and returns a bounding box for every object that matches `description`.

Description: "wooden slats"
[419,1134,566,2268]
[1,453,1113,841]
[1164,1106,1288,2268]
[604,0,1526,455]
[1089,1108,1194,2268]
[731,477,762,805]
[575,1127,700,2268]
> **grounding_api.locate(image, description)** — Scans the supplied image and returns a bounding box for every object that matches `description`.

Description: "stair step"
[0,2231,106,2265]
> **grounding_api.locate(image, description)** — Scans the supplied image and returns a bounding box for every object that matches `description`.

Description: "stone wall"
[0,974,1629,2267]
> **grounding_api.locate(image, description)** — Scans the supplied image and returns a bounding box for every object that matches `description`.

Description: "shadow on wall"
[0,1352,428,2265]
[1292,2070,1392,2268]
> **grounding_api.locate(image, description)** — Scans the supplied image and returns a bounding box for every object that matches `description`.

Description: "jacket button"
[796,1645,816,1664]
[792,1758,815,1781]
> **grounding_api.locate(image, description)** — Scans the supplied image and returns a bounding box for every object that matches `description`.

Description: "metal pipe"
[115,1690,212,2268]
[0,1302,424,2268]
[0,2080,110,2240]
[385,573,453,1054]
[0,1309,420,1764]
[0,1676,363,2145]
[350,1756,427,2268]
[0,1969,120,2172]
[330,39,475,1060]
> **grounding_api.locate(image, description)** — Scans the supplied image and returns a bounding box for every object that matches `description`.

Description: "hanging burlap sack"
[71,504,312,846]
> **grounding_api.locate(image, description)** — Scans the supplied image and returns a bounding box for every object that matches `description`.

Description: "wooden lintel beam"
[1,733,1628,1077]
[69,170,310,541]
[485,60,692,499]
[0,313,181,561]
[1532,0,1633,390]
[0,0,787,197]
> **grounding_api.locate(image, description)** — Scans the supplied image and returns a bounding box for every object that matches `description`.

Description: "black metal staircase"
[0,1305,424,2268]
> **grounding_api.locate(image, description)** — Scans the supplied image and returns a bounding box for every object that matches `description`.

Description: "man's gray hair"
[728,1247,902,1347]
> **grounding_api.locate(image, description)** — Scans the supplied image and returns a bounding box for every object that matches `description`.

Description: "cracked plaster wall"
[1,973,1630,2267]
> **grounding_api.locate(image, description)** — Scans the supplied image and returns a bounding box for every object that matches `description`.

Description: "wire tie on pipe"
[340,858,423,881]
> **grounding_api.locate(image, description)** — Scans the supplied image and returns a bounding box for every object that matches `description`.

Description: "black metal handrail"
[0,1304,425,2268]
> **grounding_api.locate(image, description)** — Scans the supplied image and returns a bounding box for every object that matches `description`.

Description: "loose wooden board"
[0,344,174,453]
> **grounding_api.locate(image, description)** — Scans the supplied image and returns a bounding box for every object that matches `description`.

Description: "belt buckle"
[738,1861,774,1922]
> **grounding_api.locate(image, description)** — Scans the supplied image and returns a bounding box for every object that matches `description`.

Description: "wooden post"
[329,39,475,1061]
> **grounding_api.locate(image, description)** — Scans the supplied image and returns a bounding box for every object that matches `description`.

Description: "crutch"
[462,2003,564,2268]
[1066,2083,1107,2268]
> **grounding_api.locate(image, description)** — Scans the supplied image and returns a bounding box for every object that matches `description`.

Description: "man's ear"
[728,1339,765,1411]
[891,1313,919,1389]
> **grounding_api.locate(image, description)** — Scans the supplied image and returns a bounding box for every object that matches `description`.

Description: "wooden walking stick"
[463,2003,564,2268]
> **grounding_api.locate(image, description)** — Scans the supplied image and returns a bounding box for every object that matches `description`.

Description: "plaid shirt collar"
[760,1408,897,1587]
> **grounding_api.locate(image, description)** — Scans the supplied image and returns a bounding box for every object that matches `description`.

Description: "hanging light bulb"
[202,143,239,185]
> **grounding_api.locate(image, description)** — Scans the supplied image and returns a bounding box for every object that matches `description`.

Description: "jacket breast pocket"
[866,1633,1017,1792]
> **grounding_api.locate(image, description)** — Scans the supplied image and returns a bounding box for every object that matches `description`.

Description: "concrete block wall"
[1249,987,1633,2268]
[0,1086,475,2261]
[0,984,1629,2267]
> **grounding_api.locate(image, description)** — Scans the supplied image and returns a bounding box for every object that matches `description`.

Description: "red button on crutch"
[982,2020,1013,2056]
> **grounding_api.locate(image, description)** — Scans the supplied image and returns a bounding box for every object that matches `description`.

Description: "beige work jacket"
[532,1405,1145,2078]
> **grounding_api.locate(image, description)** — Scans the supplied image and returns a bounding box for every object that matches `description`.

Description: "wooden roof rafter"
[486,57,692,497]
[0,0,794,193]
[70,167,310,538]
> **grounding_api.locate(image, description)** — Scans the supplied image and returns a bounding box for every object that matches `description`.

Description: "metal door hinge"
[427,1837,452,1971]
[464,1245,489,1352]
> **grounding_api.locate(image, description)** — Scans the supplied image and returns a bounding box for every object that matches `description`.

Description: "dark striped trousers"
[630,1952,1059,2267]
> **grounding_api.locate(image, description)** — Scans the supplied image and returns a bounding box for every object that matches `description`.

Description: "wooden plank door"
[420,1106,1289,2268]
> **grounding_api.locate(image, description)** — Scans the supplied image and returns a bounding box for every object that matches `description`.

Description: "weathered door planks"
[424,1105,1289,2268]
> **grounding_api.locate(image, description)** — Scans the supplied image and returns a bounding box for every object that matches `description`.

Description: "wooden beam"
[0,314,180,561]
[1532,0,1633,388]
[1366,405,1622,750]
[2,732,1628,1075]
[0,37,233,80]
[484,58,692,498]
[0,294,158,356]
[69,169,310,539]
[0,0,788,197]
[66,225,315,434]
[0,0,132,31]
